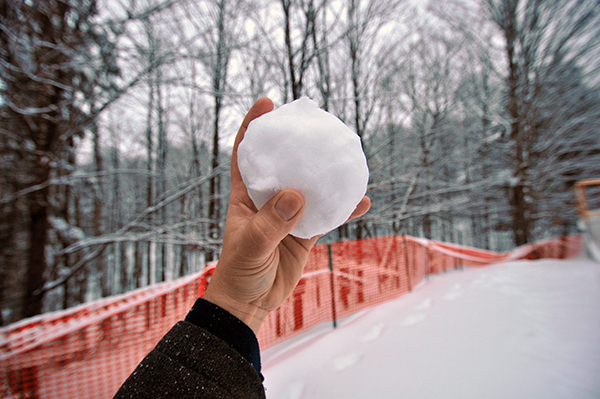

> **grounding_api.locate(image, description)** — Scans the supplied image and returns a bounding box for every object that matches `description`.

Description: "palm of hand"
[214,195,318,313]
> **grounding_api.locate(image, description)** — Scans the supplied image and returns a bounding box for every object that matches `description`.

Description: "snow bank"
[262,258,600,399]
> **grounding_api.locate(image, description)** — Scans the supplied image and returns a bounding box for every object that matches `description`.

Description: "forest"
[1,0,599,325]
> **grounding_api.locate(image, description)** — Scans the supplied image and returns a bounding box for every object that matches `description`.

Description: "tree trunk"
[144,19,156,285]
[207,95,222,262]
[0,198,18,324]
[480,70,491,250]
[504,0,531,246]
[282,0,317,101]
[156,66,167,282]
[312,1,331,109]
[207,0,229,262]
[91,124,108,298]
[282,0,298,100]
[74,189,87,303]
[24,182,50,317]
[180,193,188,278]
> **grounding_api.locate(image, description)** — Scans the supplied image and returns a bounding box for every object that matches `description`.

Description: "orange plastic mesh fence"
[0,235,582,398]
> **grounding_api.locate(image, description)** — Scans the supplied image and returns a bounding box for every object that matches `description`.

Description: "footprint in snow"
[362,323,384,342]
[285,381,304,399]
[282,382,304,399]
[333,352,361,371]
[444,291,463,301]
[414,298,432,311]
[401,313,427,326]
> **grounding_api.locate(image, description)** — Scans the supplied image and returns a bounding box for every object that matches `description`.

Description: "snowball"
[238,97,369,239]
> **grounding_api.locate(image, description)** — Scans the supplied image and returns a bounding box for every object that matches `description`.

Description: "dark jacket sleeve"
[114,300,266,399]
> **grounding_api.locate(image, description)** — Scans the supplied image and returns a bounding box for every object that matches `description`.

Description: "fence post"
[328,243,337,329]
[425,241,430,279]
[402,236,412,292]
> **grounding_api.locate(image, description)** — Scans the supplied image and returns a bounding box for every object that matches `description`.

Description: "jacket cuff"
[185,298,262,376]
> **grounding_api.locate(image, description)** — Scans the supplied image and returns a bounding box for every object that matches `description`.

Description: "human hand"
[203,97,371,334]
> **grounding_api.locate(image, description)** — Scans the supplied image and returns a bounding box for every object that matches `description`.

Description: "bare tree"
[281,0,327,100]
[485,0,600,245]
[0,0,186,321]
[345,0,402,142]
[0,0,121,319]
[342,0,403,239]
[190,0,243,261]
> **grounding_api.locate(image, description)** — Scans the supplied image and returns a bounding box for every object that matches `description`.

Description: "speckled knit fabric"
[113,321,266,399]
[185,298,262,377]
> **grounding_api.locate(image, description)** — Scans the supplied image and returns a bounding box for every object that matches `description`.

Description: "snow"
[262,257,600,399]
[238,97,369,239]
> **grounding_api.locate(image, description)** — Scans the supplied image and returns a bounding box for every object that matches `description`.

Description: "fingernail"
[275,192,303,221]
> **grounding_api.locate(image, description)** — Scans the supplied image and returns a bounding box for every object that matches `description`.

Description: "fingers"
[347,196,371,222]
[231,98,274,177]
[281,195,371,245]
[239,97,274,136]
[230,98,274,202]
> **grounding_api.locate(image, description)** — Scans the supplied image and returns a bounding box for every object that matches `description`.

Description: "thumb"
[245,190,305,254]
[273,190,304,222]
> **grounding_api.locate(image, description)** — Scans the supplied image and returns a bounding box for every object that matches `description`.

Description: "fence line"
[0,235,581,398]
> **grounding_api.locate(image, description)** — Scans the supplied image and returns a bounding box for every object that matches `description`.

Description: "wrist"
[204,286,269,335]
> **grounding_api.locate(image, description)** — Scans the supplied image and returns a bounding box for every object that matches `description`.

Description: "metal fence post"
[328,243,337,329]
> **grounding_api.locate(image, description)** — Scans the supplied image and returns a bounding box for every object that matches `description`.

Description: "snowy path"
[262,258,600,399]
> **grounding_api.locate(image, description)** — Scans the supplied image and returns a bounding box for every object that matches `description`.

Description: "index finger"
[231,97,274,188]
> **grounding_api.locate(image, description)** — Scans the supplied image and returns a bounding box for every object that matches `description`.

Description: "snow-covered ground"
[262,256,600,399]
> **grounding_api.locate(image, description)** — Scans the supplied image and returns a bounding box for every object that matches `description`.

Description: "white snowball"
[238,97,369,239]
